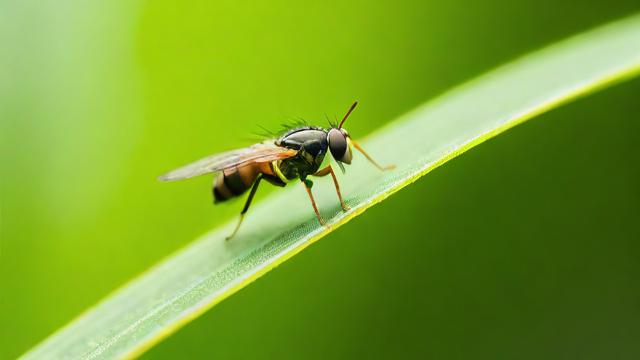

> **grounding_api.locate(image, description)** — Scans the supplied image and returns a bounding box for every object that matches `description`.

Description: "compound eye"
[327,128,348,163]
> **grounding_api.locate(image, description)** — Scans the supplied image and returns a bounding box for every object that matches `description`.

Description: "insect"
[158,102,394,239]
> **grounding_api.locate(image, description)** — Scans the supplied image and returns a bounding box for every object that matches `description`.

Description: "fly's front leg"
[351,139,395,171]
[313,165,350,211]
[301,179,326,226]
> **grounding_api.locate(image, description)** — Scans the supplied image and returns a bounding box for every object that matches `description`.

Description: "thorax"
[275,127,329,180]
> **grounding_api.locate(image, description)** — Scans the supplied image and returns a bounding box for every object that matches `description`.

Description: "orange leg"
[302,180,326,226]
[351,140,395,171]
[313,165,350,211]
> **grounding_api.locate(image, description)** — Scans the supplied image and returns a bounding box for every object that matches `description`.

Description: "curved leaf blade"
[23,14,640,360]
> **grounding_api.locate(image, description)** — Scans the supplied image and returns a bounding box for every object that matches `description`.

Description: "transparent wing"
[158,142,298,181]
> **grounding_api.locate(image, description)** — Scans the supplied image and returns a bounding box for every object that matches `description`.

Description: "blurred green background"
[2,0,640,359]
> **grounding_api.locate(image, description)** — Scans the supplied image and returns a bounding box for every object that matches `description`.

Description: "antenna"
[339,101,358,129]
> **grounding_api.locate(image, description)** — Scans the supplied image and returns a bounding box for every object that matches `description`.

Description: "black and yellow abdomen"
[213,165,260,203]
[212,161,285,203]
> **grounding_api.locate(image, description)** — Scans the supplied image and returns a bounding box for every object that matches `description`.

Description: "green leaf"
[22,14,640,359]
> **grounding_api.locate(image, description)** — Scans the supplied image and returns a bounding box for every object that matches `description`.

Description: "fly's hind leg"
[313,165,350,211]
[226,174,263,240]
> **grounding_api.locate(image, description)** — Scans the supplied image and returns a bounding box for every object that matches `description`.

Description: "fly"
[158,102,394,239]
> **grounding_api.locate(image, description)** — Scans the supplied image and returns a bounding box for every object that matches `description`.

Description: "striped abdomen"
[213,165,260,203]
[213,162,285,203]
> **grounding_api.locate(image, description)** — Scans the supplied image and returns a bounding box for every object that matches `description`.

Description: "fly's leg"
[313,165,350,211]
[226,174,263,240]
[351,140,395,171]
[302,179,326,226]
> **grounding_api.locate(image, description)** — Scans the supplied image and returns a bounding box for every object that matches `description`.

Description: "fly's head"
[327,128,352,165]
